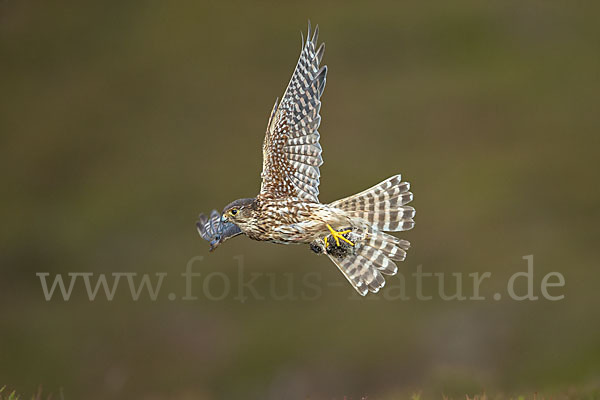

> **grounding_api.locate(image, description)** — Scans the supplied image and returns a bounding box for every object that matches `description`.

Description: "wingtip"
[312,24,319,45]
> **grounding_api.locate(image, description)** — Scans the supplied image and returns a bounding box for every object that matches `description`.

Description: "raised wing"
[259,22,327,202]
[196,210,242,251]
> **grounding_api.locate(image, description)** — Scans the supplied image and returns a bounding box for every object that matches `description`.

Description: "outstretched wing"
[259,22,327,202]
[196,210,242,251]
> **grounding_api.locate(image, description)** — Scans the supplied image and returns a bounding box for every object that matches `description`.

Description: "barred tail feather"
[327,232,411,296]
[326,175,414,295]
[327,253,384,295]
[330,174,415,232]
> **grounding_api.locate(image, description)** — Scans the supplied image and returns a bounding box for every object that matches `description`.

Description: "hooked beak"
[220,214,228,223]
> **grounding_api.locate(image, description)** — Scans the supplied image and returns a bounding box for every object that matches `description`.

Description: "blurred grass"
[1,0,599,399]
[0,385,51,400]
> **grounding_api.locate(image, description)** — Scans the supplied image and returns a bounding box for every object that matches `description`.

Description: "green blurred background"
[1,0,599,399]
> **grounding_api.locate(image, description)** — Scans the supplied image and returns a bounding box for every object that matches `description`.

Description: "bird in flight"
[197,23,415,296]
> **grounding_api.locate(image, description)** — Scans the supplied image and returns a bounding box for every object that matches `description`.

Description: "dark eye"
[230,209,238,216]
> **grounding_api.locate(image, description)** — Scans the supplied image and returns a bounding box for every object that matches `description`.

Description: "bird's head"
[221,197,256,224]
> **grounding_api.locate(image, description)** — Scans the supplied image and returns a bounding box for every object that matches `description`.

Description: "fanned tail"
[329,174,415,231]
[325,175,415,296]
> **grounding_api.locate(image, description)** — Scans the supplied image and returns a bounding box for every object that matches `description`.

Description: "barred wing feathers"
[260,22,327,202]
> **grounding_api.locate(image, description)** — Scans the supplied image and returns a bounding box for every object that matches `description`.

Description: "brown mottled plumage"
[197,23,415,296]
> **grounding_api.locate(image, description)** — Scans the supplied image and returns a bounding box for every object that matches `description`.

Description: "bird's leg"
[325,224,354,247]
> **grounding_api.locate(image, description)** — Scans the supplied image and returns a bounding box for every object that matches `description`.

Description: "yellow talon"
[325,224,355,247]
[323,236,329,250]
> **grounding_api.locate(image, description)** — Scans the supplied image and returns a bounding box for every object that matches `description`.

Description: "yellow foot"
[325,224,355,247]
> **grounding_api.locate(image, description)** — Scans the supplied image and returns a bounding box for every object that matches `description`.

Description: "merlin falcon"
[197,23,415,296]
